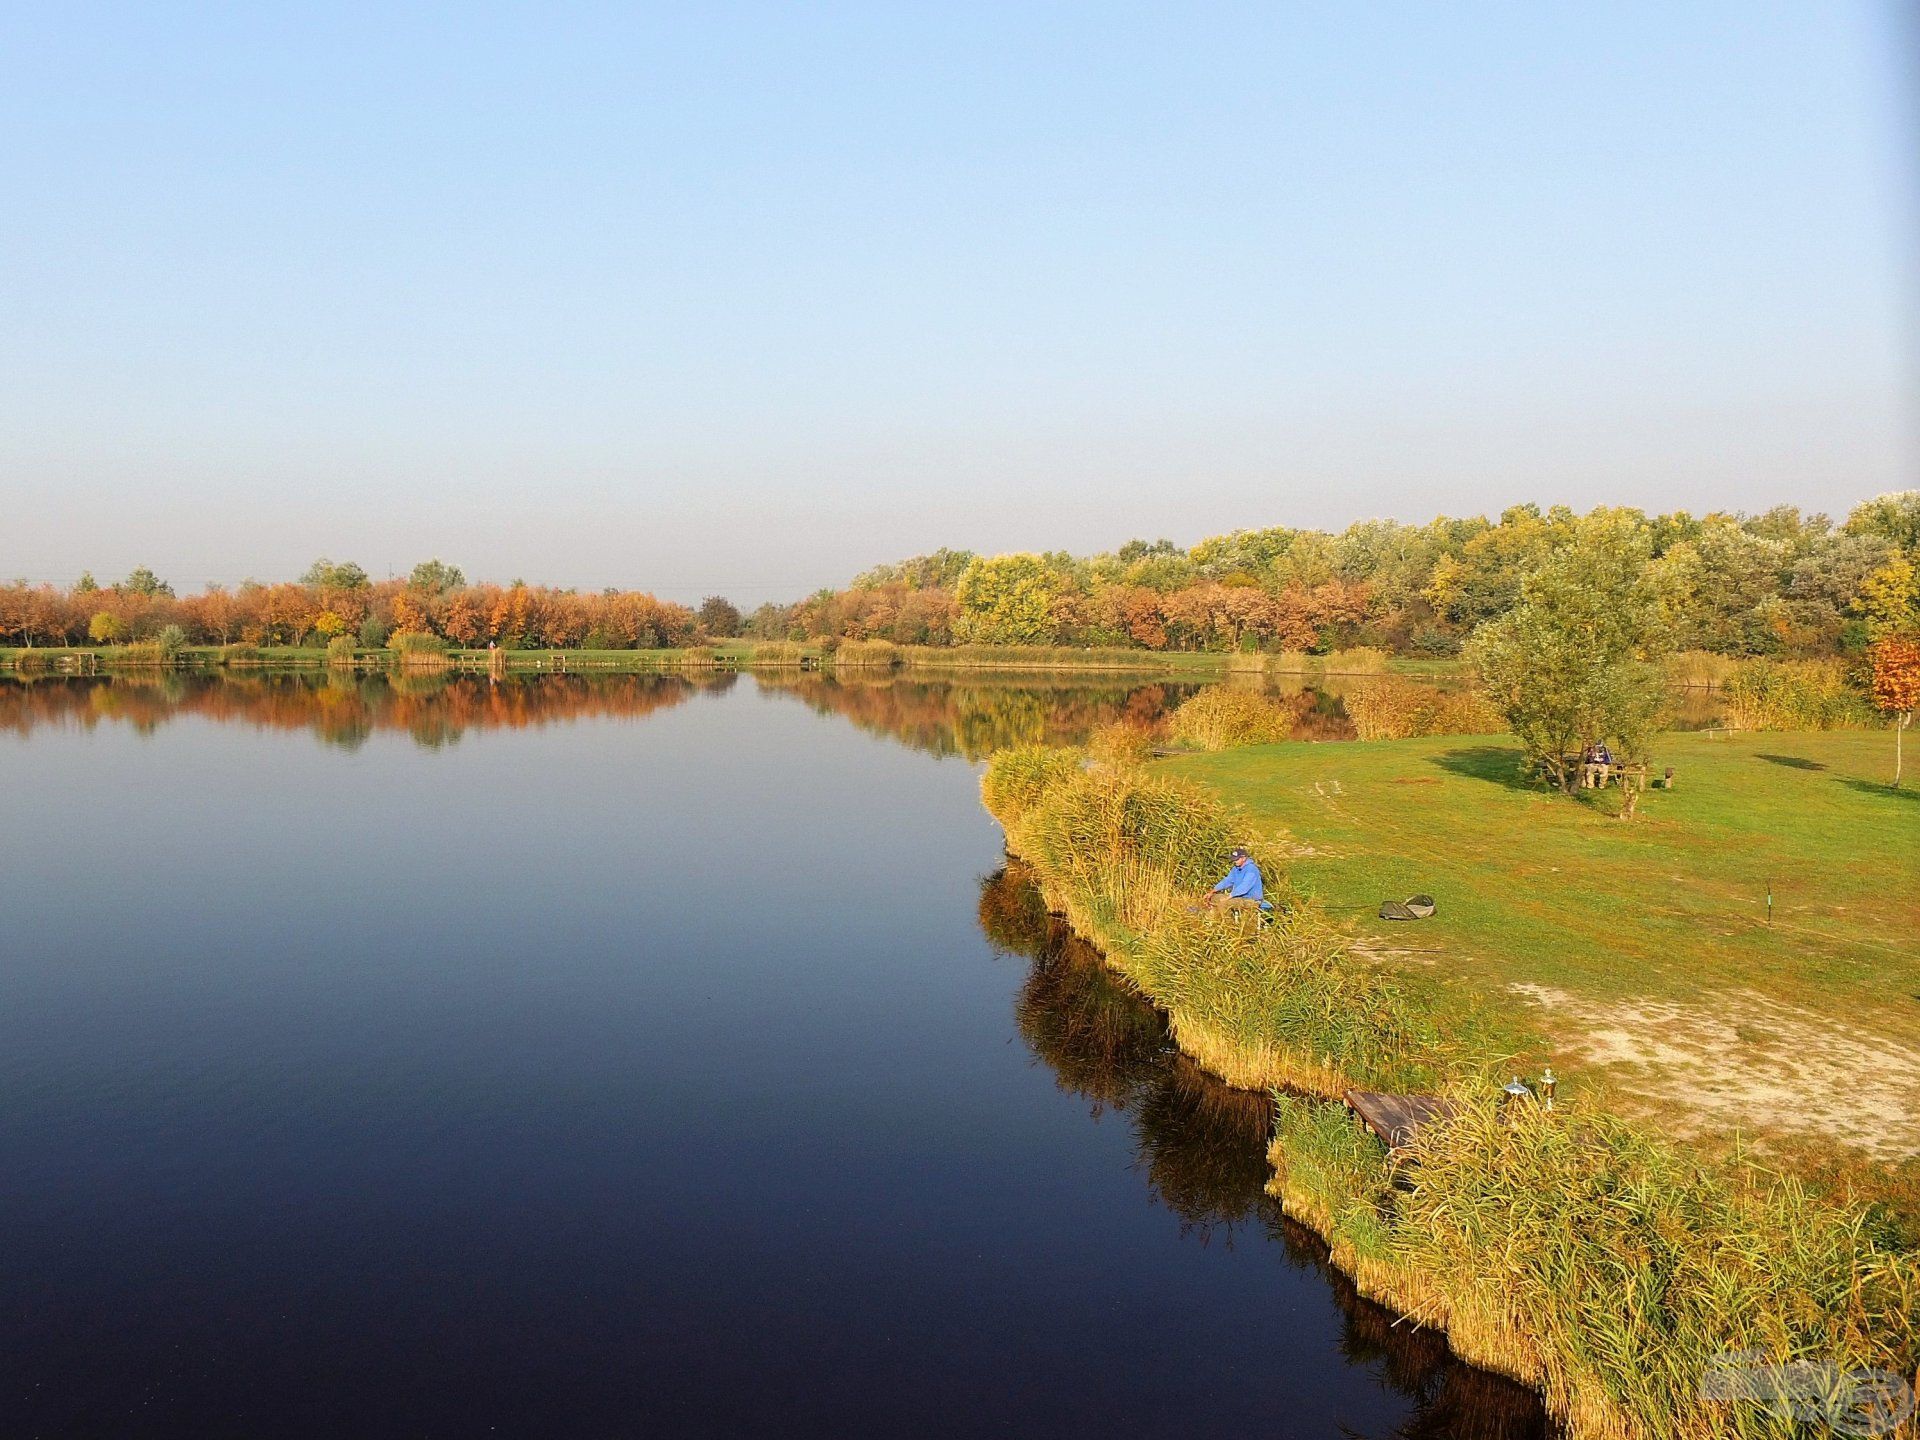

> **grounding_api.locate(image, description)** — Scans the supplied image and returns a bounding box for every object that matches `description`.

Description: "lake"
[0,672,1549,1438]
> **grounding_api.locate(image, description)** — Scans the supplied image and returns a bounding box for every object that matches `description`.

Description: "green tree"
[75,571,98,593]
[408,558,466,594]
[1467,516,1671,797]
[156,623,187,657]
[953,553,1067,644]
[301,558,371,589]
[121,566,173,598]
[1844,490,1920,551]
[88,611,124,644]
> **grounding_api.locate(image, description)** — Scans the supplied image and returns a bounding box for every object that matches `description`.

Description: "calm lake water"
[0,672,1550,1439]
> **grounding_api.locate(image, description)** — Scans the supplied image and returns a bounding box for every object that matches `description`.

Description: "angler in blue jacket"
[1202,847,1264,914]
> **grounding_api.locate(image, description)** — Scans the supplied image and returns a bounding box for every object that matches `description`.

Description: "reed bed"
[1167,685,1292,750]
[1087,719,1159,768]
[1663,650,1739,689]
[898,643,1190,672]
[1323,646,1391,675]
[1722,658,1875,731]
[828,639,901,669]
[1224,651,1271,676]
[1342,677,1504,740]
[748,641,811,667]
[99,641,167,667]
[981,741,1920,1439]
[1270,1097,1920,1440]
[387,631,452,671]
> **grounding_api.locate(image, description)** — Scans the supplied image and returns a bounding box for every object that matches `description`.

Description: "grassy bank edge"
[979,745,1919,1440]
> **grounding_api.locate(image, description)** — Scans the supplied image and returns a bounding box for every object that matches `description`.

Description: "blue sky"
[2,2,1914,600]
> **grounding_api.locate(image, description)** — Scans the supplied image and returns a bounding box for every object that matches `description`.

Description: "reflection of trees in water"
[979,862,1554,1440]
[0,672,730,749]
[756,674,1196,759]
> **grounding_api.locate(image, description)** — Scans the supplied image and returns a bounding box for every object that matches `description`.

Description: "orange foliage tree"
[1867,636,1920,785]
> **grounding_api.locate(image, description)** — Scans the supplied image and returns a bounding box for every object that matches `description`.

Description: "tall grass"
[387,631,451,671]
[1723,659,1874,731]
[1271,1097,1920,1440]
[1343,678,1504,740]
[100,641,167,667]
[1664,650,1738,689]
[829,638,900,669]
[899,644,1190,672]
[1323,646,1391,675]
[748,641,810,667]
[1167,685,1292,750]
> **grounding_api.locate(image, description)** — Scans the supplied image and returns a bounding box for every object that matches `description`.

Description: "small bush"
[1168,685,1291,751]
[326,635,356,667]
[1407,624,1461,658]
[156,624,187,658]
[12,649,50,674]
[358,614,391,649]
[218,642,260,666]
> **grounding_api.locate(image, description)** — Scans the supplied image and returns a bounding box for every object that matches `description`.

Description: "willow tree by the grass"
[1467,513,1671,810]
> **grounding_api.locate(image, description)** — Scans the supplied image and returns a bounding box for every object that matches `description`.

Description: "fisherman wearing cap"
[1201,847,1264,914]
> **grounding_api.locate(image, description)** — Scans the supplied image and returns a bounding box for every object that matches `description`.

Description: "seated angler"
[1202,846,1264,914]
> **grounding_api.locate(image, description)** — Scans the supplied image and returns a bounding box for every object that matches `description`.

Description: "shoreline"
[978,744,1918,1440]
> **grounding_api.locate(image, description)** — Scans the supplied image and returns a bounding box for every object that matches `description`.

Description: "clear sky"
[3,3,1915,601]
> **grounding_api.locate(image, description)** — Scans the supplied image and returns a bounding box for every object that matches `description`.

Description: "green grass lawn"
[1162,730,1920,1161]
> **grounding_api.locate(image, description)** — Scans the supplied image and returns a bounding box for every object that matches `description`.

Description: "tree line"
[2,492,1915,657]
[762,494,1918,657]
[0,559,703,651]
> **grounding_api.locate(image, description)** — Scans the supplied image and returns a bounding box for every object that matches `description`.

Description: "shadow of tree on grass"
[1429,745,1540,792]
[1756,753,1827,770]
[1836,777,1919,803]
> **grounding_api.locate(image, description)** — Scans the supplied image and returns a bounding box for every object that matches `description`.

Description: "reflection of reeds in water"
[981,863,1553,1434]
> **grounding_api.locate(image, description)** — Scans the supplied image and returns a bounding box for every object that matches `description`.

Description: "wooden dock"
[1344,1089,1459,1153]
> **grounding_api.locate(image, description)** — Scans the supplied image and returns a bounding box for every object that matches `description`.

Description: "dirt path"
[1510,982,1920,1159]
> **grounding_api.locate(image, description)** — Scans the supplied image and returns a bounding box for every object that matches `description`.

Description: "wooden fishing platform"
[1344,1089,1459,1153]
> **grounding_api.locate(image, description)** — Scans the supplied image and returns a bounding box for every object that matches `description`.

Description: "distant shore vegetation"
[2,493,1914,659]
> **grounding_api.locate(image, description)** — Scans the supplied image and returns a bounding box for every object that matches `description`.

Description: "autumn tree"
[953,553,1066,645]
[698,595,741,638]
[1468,515,1672,796]
[1867,636,1920,785]
[88,611,124,644]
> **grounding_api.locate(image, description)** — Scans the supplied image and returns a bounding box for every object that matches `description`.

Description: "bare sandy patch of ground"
[1510,983,1920,1160]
